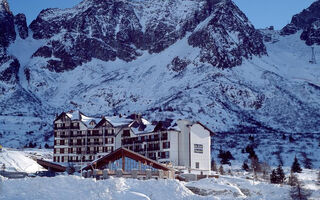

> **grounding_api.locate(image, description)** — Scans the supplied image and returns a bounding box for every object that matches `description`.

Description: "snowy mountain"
[0,0,319,147]
[281,0,320,46]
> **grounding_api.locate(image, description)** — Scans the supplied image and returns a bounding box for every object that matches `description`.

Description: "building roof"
[195,121,216,136]
[82,147,172,171]
[36,159,67,172]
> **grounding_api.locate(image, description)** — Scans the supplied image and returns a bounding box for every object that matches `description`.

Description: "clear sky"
[7,0,318,29]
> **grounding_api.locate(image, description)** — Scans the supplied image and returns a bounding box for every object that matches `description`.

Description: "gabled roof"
[54,112,69,122]
[195,121,215,136]
[82,147,172,171]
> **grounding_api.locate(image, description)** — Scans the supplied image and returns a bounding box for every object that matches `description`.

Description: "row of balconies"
[54,125,80,130]
[55,150,113,155]
[122,137,168,145]
[56,142,113,146]
[56,133,115,138]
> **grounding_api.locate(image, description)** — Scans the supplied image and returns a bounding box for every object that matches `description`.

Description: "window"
[60,148,64,154]
[196,162,200,169]
[60,140,65,145]
[161,132,168,140]
[123,130,130,137]
[165,151,170,159]
[163,142,170,149]
[194,144,203,154]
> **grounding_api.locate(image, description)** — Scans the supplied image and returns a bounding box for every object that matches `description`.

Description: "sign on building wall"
[194,144,203,153]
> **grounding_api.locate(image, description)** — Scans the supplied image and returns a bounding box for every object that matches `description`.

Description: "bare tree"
[288,171,298,186]
[260,162,271,180]
[219,165,224,175]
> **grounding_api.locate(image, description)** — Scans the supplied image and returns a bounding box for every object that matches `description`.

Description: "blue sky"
[7,0,317,29]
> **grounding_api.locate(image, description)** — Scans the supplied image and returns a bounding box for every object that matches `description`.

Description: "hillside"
[0,0,319,148]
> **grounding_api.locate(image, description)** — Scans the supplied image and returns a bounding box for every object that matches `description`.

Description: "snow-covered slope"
[1,173,320,200]
[0,148,47,173]
[0,0,319,148]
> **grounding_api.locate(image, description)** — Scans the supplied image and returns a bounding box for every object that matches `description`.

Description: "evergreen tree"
[270,165,286,184]
[28,141,33,148]
[291,156,302,173]
[242,161,249,171]
[276,165,286,184]
[290,181,311,200]
[44,143,49,149]
[270,169,278,184]
[218,149,234,165]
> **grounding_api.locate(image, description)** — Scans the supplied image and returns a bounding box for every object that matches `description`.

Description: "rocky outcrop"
[29,0,266,72]
[0,0,16,48]
[14,13,28,39]
[0,56,20,84]
[281,0,320,46]
[188,0,265,68]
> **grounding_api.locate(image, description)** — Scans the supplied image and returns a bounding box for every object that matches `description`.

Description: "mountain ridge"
[0,0,319,147]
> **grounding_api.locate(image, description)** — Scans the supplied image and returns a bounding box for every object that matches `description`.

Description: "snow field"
[0,176,202,200]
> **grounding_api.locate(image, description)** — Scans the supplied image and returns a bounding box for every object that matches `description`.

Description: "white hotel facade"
[53,111,213,171]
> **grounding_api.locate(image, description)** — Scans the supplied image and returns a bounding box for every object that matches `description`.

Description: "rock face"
[281,0,320,45]
[29,0,266,72]
[0,0,16,49]
[0,0,18,84]
[0,56,19,84]
[188,0,265,68]
[14,13,28,39]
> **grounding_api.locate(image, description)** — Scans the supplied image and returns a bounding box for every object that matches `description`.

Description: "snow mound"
[0,148,45,173]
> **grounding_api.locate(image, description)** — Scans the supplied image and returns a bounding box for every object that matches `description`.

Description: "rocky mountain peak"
[29,0,265,72]
[281,0,320,45]
[0,0,15,49]
[0,0,11,13]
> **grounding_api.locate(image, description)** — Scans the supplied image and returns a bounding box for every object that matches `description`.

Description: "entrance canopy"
[82,147,172,172]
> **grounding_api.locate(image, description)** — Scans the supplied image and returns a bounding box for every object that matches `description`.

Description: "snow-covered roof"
[104,116,133,127]
[81,114,101,129]
[65,111,100,128]
[129,118,155,135]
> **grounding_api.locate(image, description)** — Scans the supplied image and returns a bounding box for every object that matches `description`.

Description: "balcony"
[87,142,103,146]
[54,125,80,130]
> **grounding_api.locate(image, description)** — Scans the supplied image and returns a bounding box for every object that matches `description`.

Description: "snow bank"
[1,176,202,200]
[0,148,45,173]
